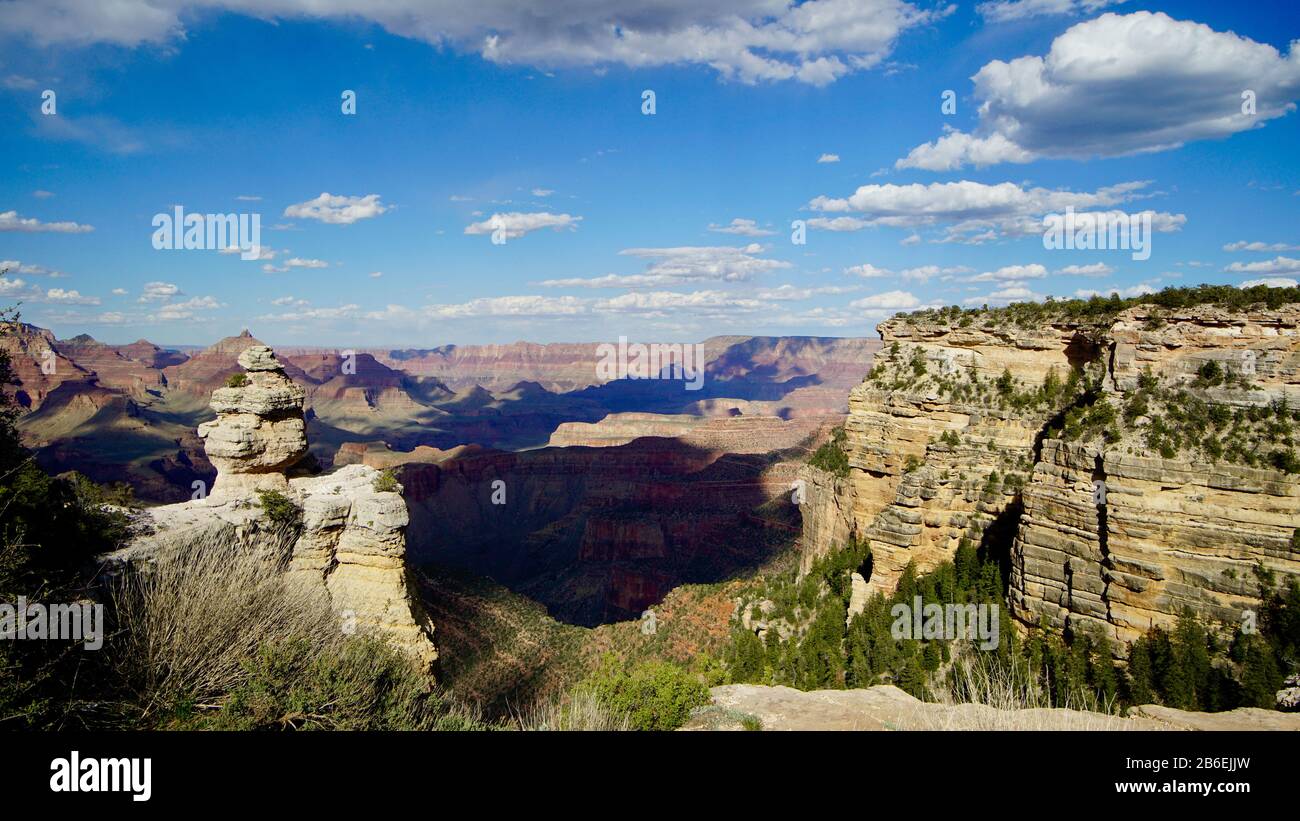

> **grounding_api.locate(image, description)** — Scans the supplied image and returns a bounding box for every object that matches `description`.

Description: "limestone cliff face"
[114,346,437,670]
[1012,304,1300,645]
[1011,439,1300,646]
[840,317,1081,594]
[796,464,858,576]
[807,301,1300,648]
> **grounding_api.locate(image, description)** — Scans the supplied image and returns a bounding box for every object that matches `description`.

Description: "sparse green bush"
[372,470,400,493]
[584,655,710,731]
[995,368,1014,397]
[1195,360,1224,387]
[225,372,250,388]
[1270,449,1300,474]
[910,348,928,377]
[808,427,850,477]
[257,489,302,528]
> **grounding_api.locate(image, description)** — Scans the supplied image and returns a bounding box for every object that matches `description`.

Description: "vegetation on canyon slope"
[720,538,1298,714]
[870,309,1300,475]
[807,425,850,477]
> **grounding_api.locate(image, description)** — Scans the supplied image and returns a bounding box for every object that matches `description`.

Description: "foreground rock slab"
[683,684,1300,731]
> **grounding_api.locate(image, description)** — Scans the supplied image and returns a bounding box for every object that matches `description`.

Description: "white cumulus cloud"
[897,12,1300,170]
[0,210,93,233]
[465,211,581,239]
[283,193,388,225]
[0,0,947,87]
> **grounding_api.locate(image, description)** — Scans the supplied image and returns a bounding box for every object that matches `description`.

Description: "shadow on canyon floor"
[402,436,804,627]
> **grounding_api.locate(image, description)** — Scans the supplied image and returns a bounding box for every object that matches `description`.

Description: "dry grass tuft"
[910,646,1140,731]
[109,524,338,714]
[512,688,632,731]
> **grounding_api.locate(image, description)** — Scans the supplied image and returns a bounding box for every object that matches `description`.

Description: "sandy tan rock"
[114,345,437,670]
[197,346,308,497]
[685,684,1300,731]
[1126,703,1300,730]
[804,302,1300,650]
[797,464,859,576]
[683,684,1157,730]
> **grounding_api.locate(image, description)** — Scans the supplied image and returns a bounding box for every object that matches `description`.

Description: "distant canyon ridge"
[5,328,877,499]
[3,326,877,624]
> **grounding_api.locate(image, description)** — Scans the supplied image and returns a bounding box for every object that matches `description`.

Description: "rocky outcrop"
[113,345,437,670]
[1011,305,1300,645]
[838,318,1074,594]
[796,464,859,576]
[683,684,1300,730]
[807,300,1300,649]
[197,346,308,498]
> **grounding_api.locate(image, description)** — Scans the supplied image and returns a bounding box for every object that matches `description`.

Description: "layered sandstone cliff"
[1012,304,1300,645]
[111,346,437,670]
[0,323,93,409]
[806,300,1300,648]
[840,317,1083,594]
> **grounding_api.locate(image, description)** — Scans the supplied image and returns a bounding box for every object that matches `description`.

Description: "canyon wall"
[796,464,858,576]
[840,317,1084,594]
[806,301,1300,647]
[1013,305,1300,645]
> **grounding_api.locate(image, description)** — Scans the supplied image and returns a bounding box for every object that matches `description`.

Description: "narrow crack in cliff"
[1092,454,1114,625]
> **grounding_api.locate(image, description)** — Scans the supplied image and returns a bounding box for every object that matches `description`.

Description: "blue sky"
[1,0,1298,346]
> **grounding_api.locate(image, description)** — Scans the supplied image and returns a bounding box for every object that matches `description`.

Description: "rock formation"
[54,334,172,397]
[0,323,93,409]
[112,345,437,670]
[803,300,1300,649]
[796,463,859,576]
[1012,305,1300,645]
[198,345,309,497]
